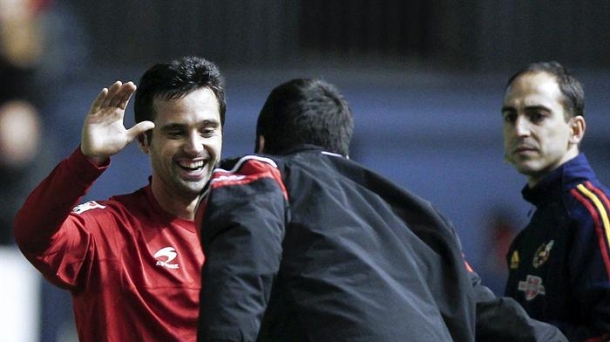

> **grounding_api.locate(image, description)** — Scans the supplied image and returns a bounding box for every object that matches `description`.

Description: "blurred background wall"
[67,0,610,70]
[2,1,610,341]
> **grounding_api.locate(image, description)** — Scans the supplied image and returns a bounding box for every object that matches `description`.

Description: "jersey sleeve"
[13,147,108,289]
[196,156,288,342]
[564,181,610,341]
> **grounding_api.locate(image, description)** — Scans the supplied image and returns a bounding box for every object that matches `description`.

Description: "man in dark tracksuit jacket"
[198,147,476,341]
[502,61,610,341]
[505,154,610,341]
[197,78,567,342]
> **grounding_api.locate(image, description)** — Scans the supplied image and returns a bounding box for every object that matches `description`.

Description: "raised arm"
[14,81,154,286]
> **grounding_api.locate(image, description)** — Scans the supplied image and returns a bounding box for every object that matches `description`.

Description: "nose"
[183,132,204,155]
[514,115,531,137]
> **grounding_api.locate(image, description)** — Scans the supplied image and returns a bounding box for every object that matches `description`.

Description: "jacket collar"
[521,153,595,206]
[275,144,346,158]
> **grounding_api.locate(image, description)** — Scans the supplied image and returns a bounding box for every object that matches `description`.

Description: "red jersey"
[14,148,204,342]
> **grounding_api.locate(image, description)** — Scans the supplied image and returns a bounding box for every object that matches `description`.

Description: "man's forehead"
[511,72,559,91]
[504,73,561,104]
[153,88,217,105]
[152,89,219,116]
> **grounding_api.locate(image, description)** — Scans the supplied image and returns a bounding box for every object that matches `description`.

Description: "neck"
[527,150,580,188]
[150,181,198,221]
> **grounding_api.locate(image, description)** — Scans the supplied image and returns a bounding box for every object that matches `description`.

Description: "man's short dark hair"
[134,56,226,126]
[256,78,354,157]
[506,61,585,119]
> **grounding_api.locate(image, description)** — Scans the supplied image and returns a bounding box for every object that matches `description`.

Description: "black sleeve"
[470,270,568,342]
[197,157,288,342]
[435,211,568,342]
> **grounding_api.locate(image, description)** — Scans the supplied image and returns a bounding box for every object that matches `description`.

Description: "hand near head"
[81,81,155,165]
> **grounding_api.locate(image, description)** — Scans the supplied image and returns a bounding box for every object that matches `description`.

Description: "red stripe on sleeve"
[210,157,288,201]
[585,181,610,214]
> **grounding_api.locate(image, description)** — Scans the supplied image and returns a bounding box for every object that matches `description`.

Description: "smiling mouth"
[177,160,205,172]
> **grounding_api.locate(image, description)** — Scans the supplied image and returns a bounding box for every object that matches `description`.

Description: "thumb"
[127,121,155,141]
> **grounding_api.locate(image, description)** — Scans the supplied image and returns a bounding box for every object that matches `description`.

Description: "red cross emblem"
[517,275,546,301]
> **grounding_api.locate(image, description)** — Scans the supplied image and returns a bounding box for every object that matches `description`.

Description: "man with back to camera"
[195,78,568,341]
[14,56,225,341]
[502,61,610,341]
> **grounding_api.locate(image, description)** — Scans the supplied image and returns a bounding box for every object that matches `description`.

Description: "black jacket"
[197,146,566,342]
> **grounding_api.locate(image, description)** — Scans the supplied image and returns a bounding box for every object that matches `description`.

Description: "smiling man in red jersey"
[14,56,225,341]
[502,61,610,342]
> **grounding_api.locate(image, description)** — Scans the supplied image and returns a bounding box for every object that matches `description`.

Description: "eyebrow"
[159,123,186,131]
[159,120,220,130]
[523,105,551,112]
[501,106,515,114]
[501,105,551,113]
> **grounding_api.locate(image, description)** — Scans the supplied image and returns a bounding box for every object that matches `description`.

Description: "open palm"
[81,81,154,161]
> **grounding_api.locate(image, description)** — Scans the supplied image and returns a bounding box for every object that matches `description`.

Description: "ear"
[137,133,150,154]
[568,115,586,145]
[256,135,265,154]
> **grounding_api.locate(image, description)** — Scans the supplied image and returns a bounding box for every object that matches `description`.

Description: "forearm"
[14,147,107,254]
[469,267,568,342]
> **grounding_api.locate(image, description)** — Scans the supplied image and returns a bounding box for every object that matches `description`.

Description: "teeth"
[178,160,204,170]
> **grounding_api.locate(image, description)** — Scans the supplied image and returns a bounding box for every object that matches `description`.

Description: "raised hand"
[80,81,155,164]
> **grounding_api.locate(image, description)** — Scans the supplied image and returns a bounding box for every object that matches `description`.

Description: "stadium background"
[3,1,610,341]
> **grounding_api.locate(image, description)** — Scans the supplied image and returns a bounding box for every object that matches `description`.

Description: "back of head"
[256,78,354,157]
[134,56,226,125]
[506,61,585,119]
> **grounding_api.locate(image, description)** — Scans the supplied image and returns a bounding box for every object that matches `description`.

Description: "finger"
[112,82,134,109]
[102,81,123,108]
[126,121,155,141]
[109,83,129,108]
[89,88,109,114]
[117,82,137,110]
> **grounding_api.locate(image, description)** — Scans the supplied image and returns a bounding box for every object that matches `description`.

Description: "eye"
[200,123,220,137]
[502,111,516,123]
[527,111,546,124]
[166,129,185,138]
[199,128,214,138]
